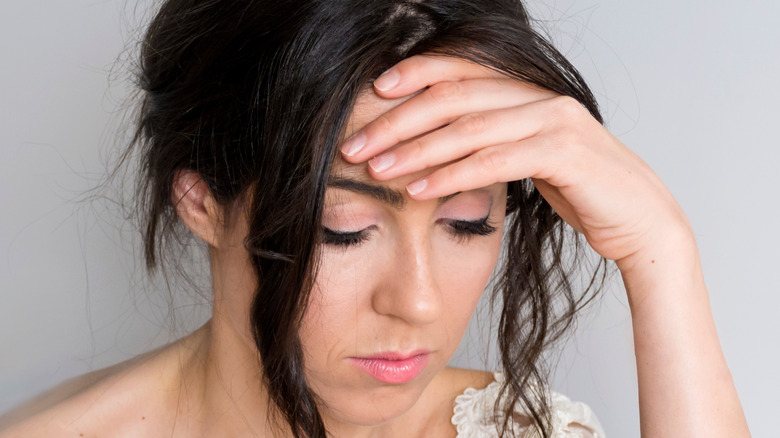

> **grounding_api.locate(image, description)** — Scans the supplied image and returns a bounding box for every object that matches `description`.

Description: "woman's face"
[212,88,505,429]
[296,89,507,426]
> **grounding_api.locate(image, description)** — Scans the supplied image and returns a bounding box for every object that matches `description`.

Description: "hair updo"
[130,1,604,436]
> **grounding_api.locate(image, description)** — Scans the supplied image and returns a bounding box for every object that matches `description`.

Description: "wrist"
[615,221,704,307]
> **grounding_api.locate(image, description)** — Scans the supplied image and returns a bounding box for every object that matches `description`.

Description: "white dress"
[451,372,605,437]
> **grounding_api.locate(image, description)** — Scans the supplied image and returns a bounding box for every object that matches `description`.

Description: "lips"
[349,351,430,384]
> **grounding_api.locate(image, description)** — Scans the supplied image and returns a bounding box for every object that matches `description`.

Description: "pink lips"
[349,351,430,384]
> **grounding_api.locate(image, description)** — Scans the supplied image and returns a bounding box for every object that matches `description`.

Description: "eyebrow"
[327,177,459,210]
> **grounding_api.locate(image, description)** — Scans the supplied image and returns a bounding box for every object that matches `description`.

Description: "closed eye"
[322,226,372,248]
[440,216,498,243]
[322,217,497,249]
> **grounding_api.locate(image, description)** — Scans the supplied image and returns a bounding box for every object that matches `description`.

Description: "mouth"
[348,351,430,384]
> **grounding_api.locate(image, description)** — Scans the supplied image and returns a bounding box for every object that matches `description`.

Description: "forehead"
[329,88,508,209]
[332,88,420,185]
[346,88,416,136]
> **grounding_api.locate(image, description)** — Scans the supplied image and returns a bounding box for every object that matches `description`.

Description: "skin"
[0,73,501,438]
[342,55,750,436]
[0,55,750,437]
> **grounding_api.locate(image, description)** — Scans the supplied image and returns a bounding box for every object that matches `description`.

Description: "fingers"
[365,98,554,180]
[345,54,605,204]
[341,78,557,160]
[404,137,554,200]
[394,96,605,200]
[372,54,504,97]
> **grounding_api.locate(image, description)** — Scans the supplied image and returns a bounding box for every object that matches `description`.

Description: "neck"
[171,245,278,436]
[175,318,276,438]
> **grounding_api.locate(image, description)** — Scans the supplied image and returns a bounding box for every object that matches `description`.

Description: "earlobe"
[172,170,221,246]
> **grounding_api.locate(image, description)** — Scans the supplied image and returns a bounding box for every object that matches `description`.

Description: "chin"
[319,384,426,426]
[311,367,438,428]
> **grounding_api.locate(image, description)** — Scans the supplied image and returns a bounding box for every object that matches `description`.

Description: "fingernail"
[406,179,428,196]
[368,153,395,173]
[341,132,366,157]
[374,68,400,91]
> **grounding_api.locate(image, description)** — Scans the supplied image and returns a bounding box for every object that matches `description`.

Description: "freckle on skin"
[142,416,146,420]
[651,260,655,264]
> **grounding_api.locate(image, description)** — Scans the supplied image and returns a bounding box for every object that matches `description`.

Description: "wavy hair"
[129,0,604,436]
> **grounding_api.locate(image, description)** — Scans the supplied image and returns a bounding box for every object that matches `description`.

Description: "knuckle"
[455,112,488,135]
[547,129,581,162]
[407,139,430,164]
[555,128,579,147]
[427,81,463,103]
[554,131,589,169]
[437,165,455,183]
[373,112,397,140]
[409,54,433,68]
[538,134,560,153]
[442,165,467,189]
[376,113,393,131]
[473,147,506,175]
[550,95,586,120]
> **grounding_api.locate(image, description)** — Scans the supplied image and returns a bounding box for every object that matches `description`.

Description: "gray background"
[1,1,778,436]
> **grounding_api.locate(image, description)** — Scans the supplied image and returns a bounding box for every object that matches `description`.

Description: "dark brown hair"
[130,0,604,436]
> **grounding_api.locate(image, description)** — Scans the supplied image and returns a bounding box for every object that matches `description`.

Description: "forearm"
[618,226,749,437]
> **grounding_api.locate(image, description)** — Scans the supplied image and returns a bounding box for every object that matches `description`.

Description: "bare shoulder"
[408,367,497,436]
[0,327,208,438]
[439,367,496,395]
[424,366,496,409]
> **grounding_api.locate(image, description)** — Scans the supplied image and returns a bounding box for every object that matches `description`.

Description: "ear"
[172,170,222,247]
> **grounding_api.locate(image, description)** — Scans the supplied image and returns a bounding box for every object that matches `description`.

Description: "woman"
[0,0,749,437]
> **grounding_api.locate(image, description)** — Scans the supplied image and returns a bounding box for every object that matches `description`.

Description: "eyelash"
[442,217,498,243]
[321,228,371,248]
[321,217,498,248]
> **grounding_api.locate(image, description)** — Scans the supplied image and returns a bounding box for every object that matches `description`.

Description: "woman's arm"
[618,222,748,436]
[340,55,750,437]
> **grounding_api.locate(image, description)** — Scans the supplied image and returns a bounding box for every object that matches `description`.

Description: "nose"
[370,234,443,326]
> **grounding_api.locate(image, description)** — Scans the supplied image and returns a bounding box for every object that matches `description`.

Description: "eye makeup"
[434,189,495,223]
[322,226,374,247]
[439,216,497,242]
[320,185,502,249]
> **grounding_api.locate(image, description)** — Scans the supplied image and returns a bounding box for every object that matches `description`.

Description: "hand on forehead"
[335,87,427,186]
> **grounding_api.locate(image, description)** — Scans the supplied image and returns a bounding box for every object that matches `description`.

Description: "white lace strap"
[451,371,606,438]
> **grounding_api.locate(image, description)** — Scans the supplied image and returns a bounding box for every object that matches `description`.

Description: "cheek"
[298,249,371,368]
[434,233,504,335]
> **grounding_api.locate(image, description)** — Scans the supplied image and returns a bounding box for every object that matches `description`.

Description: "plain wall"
[1,1,778,436]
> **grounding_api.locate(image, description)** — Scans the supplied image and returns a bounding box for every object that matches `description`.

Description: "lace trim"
[451,372,606,438]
